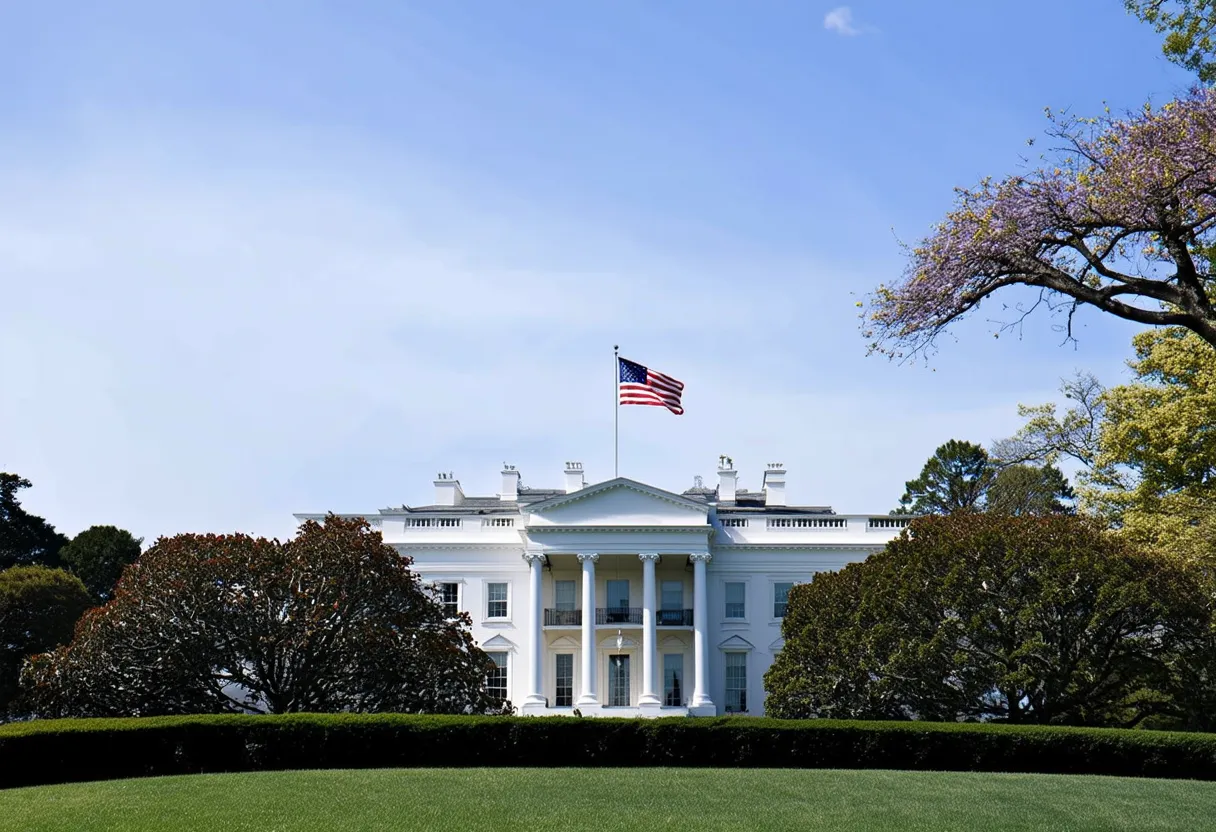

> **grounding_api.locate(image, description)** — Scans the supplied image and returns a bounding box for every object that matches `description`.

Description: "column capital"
[638,552,661,562]
[689,552,712,564]
[522,551,546,565]
[577,552,600,563]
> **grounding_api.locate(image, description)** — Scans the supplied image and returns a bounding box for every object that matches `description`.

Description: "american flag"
[618,357,685,415]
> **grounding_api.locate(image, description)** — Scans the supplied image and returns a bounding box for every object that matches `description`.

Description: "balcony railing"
[544,609,582,626]
[596,607,643,625]
[657,608,694,626]
[547,608,695,626]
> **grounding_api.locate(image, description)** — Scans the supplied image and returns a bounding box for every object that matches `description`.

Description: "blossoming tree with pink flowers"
[866,91,1216,360]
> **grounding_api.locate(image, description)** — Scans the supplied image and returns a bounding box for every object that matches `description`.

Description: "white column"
[522,552,546,707]
[690,552,714,710]
[576,552,599,706]
[639,553,661,707]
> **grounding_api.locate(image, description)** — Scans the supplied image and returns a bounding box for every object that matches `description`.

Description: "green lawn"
[3,768,1216,832]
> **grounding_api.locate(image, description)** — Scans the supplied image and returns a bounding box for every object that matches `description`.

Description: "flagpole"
[613,345,620,478]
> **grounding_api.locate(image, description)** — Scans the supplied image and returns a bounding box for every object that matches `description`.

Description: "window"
[555,653,573,707]
[724,582,746,619]
[554,580,576,611]
[607,579,630,609]
[773,582,794,618]
[437,582,459,618]
[663,654,684,707]
[724,653,747,713]
[487,582,508,619]
[661,581,683,611]
[486,652,508,701]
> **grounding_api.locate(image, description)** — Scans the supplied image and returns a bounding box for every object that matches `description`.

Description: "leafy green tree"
[1088,327,1216,563]
[22,516,506,717]
[896,440,993,514]
[59,525,143,602]
[0,474,68,570]
[0,566,91,715]
[1128,0,1216,81]
[986,464,1075,516]
[764,514,1212,727]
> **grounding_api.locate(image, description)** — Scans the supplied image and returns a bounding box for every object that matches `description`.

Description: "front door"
[608,654,630,706]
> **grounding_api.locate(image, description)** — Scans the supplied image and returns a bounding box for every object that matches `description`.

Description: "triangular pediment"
[549,635,581,649]
[718,635,755,652]
[659,635,689,649]
[769,637,785,652]
[523,478,709,529]
[481,635,518,651]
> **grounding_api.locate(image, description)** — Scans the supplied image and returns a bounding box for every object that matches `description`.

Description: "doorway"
[608,654,631,706]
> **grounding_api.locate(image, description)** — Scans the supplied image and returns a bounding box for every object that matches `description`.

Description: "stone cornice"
[525,525,712,534]
[712,543,886,552]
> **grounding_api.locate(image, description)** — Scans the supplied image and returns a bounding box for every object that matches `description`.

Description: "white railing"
[868,518,910,529]
[720,518,749,528]
[766,518,847,529]
[405,518,462,529]
[481,518,515,528]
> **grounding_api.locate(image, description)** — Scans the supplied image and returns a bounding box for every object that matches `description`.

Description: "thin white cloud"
[824,6,862,36]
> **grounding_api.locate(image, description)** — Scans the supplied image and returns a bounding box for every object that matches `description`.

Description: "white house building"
[296,458,909,717]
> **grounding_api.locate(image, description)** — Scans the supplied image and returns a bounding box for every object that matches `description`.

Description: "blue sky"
[0,2,1193,541]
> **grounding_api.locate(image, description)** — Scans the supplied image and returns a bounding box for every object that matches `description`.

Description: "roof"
[383,487,567,515]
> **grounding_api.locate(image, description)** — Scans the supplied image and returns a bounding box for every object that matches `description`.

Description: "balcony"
[596,607,642,625]
[544,609,582,626]
[657,609,694,626]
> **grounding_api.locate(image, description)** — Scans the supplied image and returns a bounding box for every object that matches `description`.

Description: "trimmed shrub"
[4,715,1216,789]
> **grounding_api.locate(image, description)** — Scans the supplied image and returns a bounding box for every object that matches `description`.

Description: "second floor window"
[554,580,576,611]
[773,582,793,618]
[487,582,508,618]
[437,582,459,618]
[724,582,746,619]
[661,580,683,611]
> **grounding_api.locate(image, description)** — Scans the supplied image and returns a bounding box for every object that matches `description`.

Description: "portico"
[515,477,717,716]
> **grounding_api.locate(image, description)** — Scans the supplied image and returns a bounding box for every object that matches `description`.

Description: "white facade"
[296,459,909,717]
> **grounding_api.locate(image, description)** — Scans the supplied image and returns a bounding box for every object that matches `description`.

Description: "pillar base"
[522,694,547,707]
[520,700,549,715]
[638,693,662,707]
[575,694,600,707]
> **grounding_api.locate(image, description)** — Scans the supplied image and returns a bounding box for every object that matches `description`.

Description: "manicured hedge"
[2,714,1216,789]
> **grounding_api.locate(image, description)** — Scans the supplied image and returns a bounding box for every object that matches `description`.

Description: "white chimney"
[763,463,787,507]
[717,455,737,502]
[434,472,465,507]
[564,461,585,493]
[499,464,520,502]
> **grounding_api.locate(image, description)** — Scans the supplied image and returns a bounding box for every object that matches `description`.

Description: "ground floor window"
[663,654,684,706]
[555,653,573,707]
[486,651,508,702]
[725,652,747,713]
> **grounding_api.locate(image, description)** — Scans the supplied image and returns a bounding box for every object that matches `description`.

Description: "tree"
[864,91,1216,361]
[990,372,1105,469]
[1088,327,1216,561]
[58,525,142,602]
[896,440,993,514]
[22,516,506,717]
[986,464,1076,516]
[1128,0,1216,81]
[764,514,1213,727]
[0,474,68,570]
[0,566,91,715]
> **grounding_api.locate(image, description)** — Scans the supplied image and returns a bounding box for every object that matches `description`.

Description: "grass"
[3,768,1216,832]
